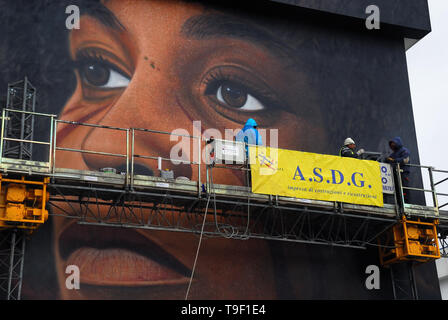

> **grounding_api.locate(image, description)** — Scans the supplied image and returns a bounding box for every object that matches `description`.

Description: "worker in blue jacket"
[235,118,263,147]
[236,118,263,161]
[386,137,411,203]
[236,118,263,186]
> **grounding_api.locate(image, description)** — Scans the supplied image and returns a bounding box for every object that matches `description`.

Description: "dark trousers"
[393,168,411,204]
[401,173,411,203]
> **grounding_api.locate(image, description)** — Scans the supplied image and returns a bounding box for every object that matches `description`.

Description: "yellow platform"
[379,217,440,265]
[0,175,49,233]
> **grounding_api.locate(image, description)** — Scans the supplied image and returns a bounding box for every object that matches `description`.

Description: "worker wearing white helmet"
[339,137,365,158]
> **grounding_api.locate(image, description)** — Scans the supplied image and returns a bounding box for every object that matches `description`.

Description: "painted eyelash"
[77,49,106,62]
[74,50,106,68]
[73,49,129,78]
[204,68,252,91]
[204,67,280,107]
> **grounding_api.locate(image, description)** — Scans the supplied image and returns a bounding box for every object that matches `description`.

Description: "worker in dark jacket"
[386,136,411,203]
[386,137,410,165]
[339,137,364,158]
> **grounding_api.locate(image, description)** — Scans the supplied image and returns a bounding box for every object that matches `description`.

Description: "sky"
[406,0,448,207]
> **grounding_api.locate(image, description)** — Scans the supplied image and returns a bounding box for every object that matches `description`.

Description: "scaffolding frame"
[46,182,398,249]
[389,261,419,300]
[3,78,36,160]
[0,79,35,300]
[0,230,26,300]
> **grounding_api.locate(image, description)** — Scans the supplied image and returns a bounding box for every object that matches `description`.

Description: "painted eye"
[80,63,130,89]
[216,82,265,111]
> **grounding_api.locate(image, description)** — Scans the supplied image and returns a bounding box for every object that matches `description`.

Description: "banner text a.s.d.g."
[249,146,383,207]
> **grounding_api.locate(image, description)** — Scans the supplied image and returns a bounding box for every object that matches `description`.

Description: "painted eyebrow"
[180,13,297,59]
[82,2,125,31]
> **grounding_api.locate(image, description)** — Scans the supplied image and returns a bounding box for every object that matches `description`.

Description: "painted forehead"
[82,1,307,60]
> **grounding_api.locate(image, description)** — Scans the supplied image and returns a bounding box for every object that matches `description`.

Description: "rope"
[184,194,211,300]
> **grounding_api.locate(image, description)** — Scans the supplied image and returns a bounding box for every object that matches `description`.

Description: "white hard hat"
[344,138,355,146]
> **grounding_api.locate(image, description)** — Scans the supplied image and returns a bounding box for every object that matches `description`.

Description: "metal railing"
[53,119,130,181]
[432,168,448,211]
[0,108,56,169]
[396,163,448,217]
[0,109,203,193]
[1,109,448,217]
[130,127,201,193]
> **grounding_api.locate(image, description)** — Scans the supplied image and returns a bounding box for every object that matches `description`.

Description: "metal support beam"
[0,230,26,300]
[3,77,36,161]
[390,262,419,300]
[46,182,398,250]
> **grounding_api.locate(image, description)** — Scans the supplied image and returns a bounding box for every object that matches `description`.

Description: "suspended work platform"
[0,158,399,246]
[0,106,447,300]
[0,108,445,248]
[0,156,428,245]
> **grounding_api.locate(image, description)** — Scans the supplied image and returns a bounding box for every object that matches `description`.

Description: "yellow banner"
[249,146,383,207]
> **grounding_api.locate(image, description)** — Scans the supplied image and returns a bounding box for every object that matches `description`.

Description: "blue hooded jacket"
[235,118,263,146]
[388,136,410,166]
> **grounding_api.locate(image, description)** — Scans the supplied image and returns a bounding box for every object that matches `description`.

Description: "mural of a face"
[48,0,328,299]
[1,0,439,301]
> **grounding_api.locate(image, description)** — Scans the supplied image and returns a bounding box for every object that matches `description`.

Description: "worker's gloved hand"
[356,148,365,156]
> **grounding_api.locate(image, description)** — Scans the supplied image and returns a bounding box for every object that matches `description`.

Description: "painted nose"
[80,125,130,172]
[80,125,194,179]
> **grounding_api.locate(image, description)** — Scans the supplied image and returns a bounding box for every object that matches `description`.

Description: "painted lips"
[59,224,191,286]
